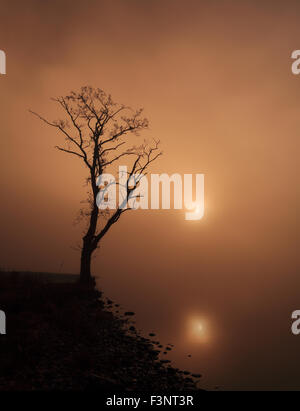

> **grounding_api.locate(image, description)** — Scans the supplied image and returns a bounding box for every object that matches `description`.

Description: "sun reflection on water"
[186,315,211,344]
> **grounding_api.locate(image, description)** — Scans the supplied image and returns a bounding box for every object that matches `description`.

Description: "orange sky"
[0,0,299,389]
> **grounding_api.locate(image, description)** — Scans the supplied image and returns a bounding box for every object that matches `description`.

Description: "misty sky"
[0,0,299,389]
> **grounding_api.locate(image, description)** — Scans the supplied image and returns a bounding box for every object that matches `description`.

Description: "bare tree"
[31,86,161,285]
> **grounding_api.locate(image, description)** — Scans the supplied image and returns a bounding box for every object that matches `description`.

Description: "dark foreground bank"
[0,272,203,391]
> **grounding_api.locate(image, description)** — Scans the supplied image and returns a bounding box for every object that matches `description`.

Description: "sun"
[185,203,204,221]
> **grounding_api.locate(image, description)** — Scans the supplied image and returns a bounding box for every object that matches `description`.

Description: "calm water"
[96,211,300,391]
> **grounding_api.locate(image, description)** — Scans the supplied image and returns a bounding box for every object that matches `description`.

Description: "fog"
[0,0,299,389]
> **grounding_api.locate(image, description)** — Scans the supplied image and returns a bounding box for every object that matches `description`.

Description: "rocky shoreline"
[0,272,203,391]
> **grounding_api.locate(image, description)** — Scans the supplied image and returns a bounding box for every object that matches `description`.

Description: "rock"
[0,275,202,392]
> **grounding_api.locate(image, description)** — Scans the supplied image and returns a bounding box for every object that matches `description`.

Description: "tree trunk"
[79,243,93,285]
[79,201,99,285]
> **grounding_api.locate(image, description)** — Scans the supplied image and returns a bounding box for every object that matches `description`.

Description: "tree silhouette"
[31,86,161,284]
